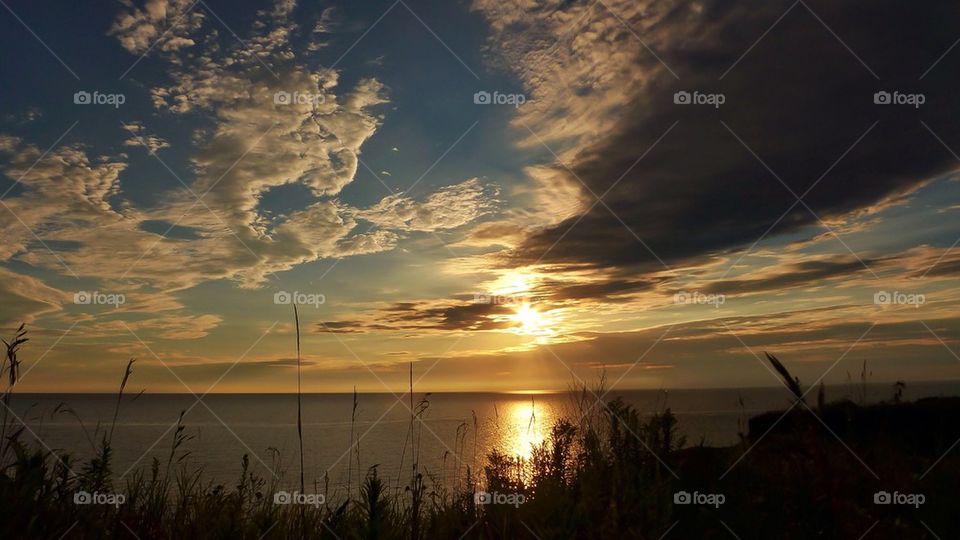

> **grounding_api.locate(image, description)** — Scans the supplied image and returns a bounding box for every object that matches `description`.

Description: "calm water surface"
[9,382,959,493]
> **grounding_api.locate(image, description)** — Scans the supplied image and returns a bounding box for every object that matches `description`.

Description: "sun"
[511,302,548,336]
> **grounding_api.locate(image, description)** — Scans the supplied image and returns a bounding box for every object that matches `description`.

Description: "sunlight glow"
[480,269,569,345]
[512,303,545,334]
[507,302,560,344]
[489,270,537,296]
[504,400,549,460]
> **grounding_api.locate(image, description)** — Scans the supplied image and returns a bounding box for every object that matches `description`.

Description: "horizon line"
[11,378,960,396]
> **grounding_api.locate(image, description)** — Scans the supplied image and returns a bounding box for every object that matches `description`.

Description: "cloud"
[109,0,204,55]
[123,122,170,154]
[698,256,888,296]
[0,140,127,262]
[357,178,498,232]
[0,0,497,344]
[124,135,169,154]
[0,267,68,327]
[317,301,515,334]
[312,6,339,34]
[545,278,658,303]
[88,313,223,340]
[472,0,960,274]
[111,1,493,287]
[10,0,491,290]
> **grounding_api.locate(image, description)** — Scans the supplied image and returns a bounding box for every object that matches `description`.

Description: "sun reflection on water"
[499,399,555,460]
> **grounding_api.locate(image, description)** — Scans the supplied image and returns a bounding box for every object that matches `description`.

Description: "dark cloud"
[317,279,663,336]
[514,0,960,272]
[917,254,960,278]
[540,278,658,302]
[700,256,887,296]
[316,320,371,334]
[317,302,515,333]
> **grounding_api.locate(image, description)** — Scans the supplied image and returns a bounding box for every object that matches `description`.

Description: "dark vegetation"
[1,326,958,539]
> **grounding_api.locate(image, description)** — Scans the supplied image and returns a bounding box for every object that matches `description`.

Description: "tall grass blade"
[109,358,135,443]
[764,352,804,402]
[294,303,304,496]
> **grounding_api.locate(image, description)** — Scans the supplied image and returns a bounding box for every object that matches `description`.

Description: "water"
[7,381,958,493]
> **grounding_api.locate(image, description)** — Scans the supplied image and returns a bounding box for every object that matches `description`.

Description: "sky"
[2,0,960,393]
